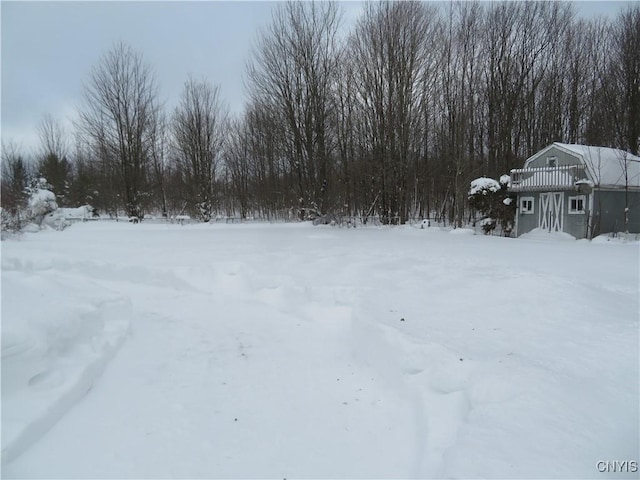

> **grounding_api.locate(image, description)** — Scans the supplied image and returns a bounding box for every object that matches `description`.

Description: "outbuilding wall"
[515,192,540,236]
[592,190,640,236]
[526,146,582,169]
[516,190,589,238]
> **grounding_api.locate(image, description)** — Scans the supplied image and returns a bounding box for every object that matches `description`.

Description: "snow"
[553,143,640,188]
[469,177,501,195]
[592,233,640,244]
[57,205,95,220]
[2,222,638,478]
[1,268,130,464]
[499,174,511,185]
[449,227,476,235]
[520,227,577,242]
[20,223,41,233]
[173,215,192,224]
[575,179,595,188]
[27,189,57,219]
[27,189,56,209]
[503,197,513,205]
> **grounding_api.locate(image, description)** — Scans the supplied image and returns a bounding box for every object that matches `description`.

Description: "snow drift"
[1,222,637,478]
[1,254,131,465]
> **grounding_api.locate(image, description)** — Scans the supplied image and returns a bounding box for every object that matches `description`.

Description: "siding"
[526,146,582,169]
[592,190,640,235]
[516,191,589,238]
[563,193,589,239]
[515,192,539,236]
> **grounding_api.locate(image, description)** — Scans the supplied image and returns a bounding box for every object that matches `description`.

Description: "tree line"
[2,1,638,226]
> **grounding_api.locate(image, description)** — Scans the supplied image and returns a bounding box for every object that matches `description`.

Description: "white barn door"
[539,192,563,232]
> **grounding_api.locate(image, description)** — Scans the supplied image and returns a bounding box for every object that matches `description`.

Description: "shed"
[509,143,640,239]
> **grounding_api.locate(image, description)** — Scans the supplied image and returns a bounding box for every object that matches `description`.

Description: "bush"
[469,175,516,235]
[1,208,24,239]
[480,217,496,235]
[27,178,58,226]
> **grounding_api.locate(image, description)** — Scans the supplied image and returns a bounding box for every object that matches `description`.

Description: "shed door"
[539,192,563,232]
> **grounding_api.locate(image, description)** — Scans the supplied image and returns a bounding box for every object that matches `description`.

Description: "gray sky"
[0,1,631,155]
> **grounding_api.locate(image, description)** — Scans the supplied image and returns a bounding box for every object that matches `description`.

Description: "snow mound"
[520,228,576,241]
[58,205,95,220]
[449,228,476,235]
[21,223,41,233]
[1,262,132,465]
[592,233,640,244]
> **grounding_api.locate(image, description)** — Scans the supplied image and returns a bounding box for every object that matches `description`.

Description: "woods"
[2,1,639,226]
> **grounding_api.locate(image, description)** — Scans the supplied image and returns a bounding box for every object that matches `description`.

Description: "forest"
[2,1,639,227]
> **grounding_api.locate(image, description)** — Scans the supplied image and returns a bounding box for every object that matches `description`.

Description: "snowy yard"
[1,222,638,479]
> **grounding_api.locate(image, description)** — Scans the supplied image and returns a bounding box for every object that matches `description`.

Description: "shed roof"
[552,143,640,188]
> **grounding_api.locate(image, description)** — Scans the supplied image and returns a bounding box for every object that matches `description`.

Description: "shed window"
[546,156,557,167]
[520,196,534,214]
[568,195,586,214]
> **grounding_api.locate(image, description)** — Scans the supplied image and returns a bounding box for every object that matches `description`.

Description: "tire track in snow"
[1,267,132,465]
[349,301,483,477]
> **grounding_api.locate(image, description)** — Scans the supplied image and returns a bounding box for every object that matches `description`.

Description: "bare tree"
[78,42,160,218]
[611,6,640,155]
[583,17,615,147]
[1,141,31,228]
[8,3,635,227]
[483,2,570,177]
[242,98,289,219]
[37,114,69,161]
[432,1,484,226]
[349,1,438,224]
[247,1,342,219]
[171,76,227,222]
[65,136,98,209]
[149,110,170,217]
[36,114,71,205]
[225,117,253,219]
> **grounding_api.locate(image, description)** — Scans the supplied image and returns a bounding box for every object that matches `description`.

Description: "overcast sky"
[1,1,631,155]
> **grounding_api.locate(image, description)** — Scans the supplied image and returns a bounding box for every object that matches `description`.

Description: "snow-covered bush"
[480,217,496,235]
[26,178,60,227]
[469,177,501,196]
[42,210,71,231]
[1,177,74,237]
[468,175,516,236]
[1,208,24,239]
[499,174,511,187]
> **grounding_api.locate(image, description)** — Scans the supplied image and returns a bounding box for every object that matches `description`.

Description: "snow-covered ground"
[1,222,638,478]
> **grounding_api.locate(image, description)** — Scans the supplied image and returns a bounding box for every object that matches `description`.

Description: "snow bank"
[449,227,475,235]
[58,205,95,220]
[520,227,576,241]
[1,257,131,465]
[592,233,640,244]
